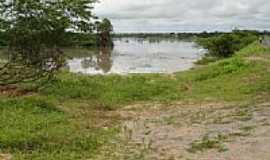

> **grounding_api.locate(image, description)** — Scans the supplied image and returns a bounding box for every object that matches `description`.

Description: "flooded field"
[0,38,206,74]
[67,38,206,74]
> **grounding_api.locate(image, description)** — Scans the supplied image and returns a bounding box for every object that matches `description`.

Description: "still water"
[67,38,206,74]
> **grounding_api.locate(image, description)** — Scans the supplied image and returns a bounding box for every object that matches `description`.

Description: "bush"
[198,31,258,58]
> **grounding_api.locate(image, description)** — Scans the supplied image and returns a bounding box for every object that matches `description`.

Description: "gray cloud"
[94,0,270,32]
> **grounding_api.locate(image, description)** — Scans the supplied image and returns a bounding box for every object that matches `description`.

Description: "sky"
[94,0,270,33]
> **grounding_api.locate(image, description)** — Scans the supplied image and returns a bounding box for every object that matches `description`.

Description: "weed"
[188,134,228,153]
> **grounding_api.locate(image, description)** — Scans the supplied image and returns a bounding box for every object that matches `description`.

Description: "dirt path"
[0,154,12,160]
[95,101,270,160]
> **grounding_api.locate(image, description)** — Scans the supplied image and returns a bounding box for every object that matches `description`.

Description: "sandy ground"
[94,101,270,160]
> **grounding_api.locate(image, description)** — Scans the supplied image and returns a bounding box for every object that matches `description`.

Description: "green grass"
[0,97,117,159]
[0,42,270,159]
[40,73,181,109]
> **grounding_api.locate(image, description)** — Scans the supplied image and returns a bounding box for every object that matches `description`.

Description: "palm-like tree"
[96,18,114,47]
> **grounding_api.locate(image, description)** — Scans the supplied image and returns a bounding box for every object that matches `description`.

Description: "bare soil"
[0,85,34,97]
[94,101,270,160]
[0,154,12,160]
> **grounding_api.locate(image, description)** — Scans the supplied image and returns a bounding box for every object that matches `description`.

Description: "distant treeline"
[114,30,268,59]
[113,30,270,39]
[1,30,269,48]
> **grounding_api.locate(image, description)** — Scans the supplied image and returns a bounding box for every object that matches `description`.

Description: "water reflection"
[67,47,113,74]
[80,48,112,73]
[67,38,206,74]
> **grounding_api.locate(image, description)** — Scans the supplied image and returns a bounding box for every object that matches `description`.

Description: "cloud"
[94,0,270,32]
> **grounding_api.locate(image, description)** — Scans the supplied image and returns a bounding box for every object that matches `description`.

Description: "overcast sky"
[94,0,270,33]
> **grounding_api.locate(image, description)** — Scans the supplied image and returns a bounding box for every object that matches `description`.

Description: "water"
[67,38,206,74]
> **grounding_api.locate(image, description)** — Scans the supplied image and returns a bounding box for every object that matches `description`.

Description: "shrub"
[198,31,258,58]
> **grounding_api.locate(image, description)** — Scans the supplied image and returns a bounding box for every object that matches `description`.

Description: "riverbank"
[0,42,270,159]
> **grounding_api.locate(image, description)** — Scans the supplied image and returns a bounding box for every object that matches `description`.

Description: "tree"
[0,0,97,85]
[96,18,114,47]
[198,32,258,58]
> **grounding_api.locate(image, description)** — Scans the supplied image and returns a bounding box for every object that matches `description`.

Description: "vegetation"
[96,18,114,47]
[0,42,269,159]
[0,0,98,85]
[188,134,228,153]
[113,30,268,41]
[196,30,259,64]
[64,32,97,47]
[0,5,269,156]
[0,0,268,159]
[0,96,117,159]
[35,42,270,107]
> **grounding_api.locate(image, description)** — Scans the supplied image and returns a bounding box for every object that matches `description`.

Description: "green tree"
[0,0,97,85]
[198,31,258,58]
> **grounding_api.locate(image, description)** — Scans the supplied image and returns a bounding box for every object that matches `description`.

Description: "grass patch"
[0,97,117,160]
[162,116,178,125]
[189,124,257,153]
[236,42,270,57]
[228,125,256,138]
[40,74,180,109]
[188,134,228,153]
[240,125,256,132]
[233,108,253,121]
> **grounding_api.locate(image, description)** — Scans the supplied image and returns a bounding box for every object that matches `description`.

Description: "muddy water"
[67,38,206,74]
